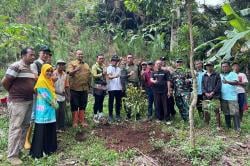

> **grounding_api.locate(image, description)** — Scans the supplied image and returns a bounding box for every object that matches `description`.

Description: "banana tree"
[195,3,250,63]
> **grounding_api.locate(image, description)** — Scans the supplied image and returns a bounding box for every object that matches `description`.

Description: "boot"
[233,114,241,131]
[72,111,78,128]
[225,115,231,129]
[79,111,88,127]
[204,111,210,125]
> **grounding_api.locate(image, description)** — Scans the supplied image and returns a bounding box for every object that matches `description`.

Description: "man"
[46,52,53,65]
[160,56,176,119]
[220,62,240,131]
[91,54,107,123]
[125,54,140,119]
[30,45,51,77]
[202,62,221,129]
[232,62,248,121]
[195,60,205,118]
[150,60,171,122]
[142,61,154,119]
[107,55,123,122]
[67,50,91,128]
[140,61,147,90]
[1,47,36,165]
[172,58,192,122]
[54,60,70,131]
[126,54,140,87]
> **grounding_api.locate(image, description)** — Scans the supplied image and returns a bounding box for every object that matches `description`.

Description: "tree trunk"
[170,5,180,52]
[187,0,196,149]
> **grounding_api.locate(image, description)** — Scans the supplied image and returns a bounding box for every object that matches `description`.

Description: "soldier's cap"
[39,45,51,53]
[160,56,166,61]
[204,61,214,66]
[147,61,154,65]
[176,58,183,63]
[111,55,119,61]
[56,59,66,65]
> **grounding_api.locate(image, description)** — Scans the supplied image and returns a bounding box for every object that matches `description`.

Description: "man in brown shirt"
[67,50,91,127]
[1,47,36,165]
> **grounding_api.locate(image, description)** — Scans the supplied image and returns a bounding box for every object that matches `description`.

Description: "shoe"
[98,112,104,119]
[8,157,23,165]
[108,116,113,123]
[115,116,121,122]
[93,114,100,123]
[166,121,172,125]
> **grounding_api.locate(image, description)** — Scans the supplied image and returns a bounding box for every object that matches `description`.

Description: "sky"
[196,0,225,6]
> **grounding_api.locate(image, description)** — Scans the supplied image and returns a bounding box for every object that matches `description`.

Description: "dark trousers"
[167,96,176,117]
[197,94,203,118]
[56,101,66,130]
[238,93,246,121]
[30,123,57,158]
[146,87,154,117]
[154,92,169,121]
[93,94,105,114]
[108,90,122,118]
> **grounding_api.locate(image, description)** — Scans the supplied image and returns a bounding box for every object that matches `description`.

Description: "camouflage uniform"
[172,67,192,121]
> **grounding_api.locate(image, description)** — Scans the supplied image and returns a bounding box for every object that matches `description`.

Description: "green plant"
[123,85,147,121]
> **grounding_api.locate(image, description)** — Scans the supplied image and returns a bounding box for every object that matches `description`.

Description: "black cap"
[204,61,214,66]
[111,55,119,61]
[160,56,166,61]
[176,58,183,63]
[147,61,154,65]
[39,45,51,53]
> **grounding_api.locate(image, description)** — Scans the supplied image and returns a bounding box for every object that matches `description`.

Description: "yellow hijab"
[34,64,56,99]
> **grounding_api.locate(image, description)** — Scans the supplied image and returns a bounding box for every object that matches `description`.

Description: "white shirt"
[107,65,122,91]
[236,72,248,94]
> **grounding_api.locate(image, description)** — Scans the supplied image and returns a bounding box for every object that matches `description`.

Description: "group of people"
[1,46,249,165]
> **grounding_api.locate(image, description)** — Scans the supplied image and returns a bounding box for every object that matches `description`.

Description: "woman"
[30,64,58,158]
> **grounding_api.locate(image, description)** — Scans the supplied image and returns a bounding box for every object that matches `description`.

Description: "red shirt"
[143,69,153,87]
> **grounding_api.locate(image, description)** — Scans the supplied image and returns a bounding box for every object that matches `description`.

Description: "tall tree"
[187,0,196,148]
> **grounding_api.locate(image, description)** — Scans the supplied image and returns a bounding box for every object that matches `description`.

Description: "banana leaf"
[222,3,250,32]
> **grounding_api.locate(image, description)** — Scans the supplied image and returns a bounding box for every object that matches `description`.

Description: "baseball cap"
[39,45,51,53]
[111,55,119,61]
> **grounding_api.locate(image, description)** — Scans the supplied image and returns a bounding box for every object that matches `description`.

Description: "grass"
[0,94,250,165]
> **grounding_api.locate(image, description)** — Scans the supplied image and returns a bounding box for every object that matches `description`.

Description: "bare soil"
[94,121,191,166]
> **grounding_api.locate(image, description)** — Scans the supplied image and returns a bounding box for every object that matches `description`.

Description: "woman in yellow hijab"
[30,64,58,158]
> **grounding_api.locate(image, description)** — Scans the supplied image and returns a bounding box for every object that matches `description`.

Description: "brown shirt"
[5,60,36,102]
[67,60,91,91]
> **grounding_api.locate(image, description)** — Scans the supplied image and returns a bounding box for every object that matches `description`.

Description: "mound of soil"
[94,121,171,152]
[94,121,191,166]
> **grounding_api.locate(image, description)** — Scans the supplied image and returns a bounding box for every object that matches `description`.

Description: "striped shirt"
[5,60,36,102]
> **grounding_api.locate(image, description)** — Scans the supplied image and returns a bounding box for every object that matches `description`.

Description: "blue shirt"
[197,70,205,95]
[34,88,56,124]
[220,72,238,101]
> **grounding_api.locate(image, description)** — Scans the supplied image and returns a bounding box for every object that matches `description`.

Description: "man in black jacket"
[202,62,221,130]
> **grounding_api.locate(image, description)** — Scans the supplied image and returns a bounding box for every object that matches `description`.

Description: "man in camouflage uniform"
[172,59,192,121]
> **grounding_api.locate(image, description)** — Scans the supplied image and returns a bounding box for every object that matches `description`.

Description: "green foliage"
[124,85,147,121]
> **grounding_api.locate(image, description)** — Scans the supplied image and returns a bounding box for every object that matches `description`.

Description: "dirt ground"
[93,121,191,166]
